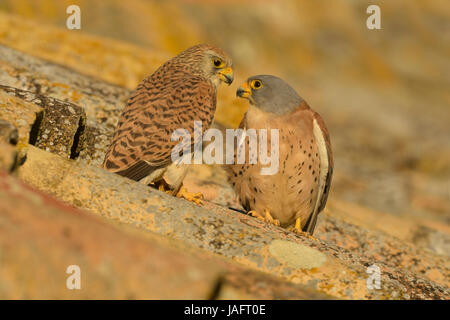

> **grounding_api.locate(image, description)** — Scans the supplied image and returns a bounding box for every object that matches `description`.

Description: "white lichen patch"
[268,239,327,270]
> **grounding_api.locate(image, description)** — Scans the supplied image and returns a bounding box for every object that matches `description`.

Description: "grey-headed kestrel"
[228,75,333,234]
[103,44,233,202]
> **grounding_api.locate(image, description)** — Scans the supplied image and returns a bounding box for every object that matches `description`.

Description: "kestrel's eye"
[213,58,224,68]
[250,79,263,90]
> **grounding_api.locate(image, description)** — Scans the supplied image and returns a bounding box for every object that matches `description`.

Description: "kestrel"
[228,75,333,234]
[103,44,233,201]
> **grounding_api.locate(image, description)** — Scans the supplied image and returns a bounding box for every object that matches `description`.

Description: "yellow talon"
[248,210,265,221]
[264,209,280,226]
[292,217,317,239]
[155,180,173,194]
[247,209,280,227]
[176,186,203,205]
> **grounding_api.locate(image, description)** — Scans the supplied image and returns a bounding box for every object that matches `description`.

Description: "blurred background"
[0,0,449,253]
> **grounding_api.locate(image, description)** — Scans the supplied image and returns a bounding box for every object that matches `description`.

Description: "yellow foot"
[248,210,265,222]
[176,186,203,205]
[290,217,316,239]
[247,209,280,226]
[264,209,280,226]
[155,180,173,195]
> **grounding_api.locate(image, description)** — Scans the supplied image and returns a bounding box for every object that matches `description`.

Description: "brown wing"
[304,110,333,234]
[103,69,217,181]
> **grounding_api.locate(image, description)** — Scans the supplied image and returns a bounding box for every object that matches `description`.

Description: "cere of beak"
[219,67,234,85]
[236,82,252,98]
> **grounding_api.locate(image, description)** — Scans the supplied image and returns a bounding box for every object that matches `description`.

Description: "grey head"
[236,75,303,115]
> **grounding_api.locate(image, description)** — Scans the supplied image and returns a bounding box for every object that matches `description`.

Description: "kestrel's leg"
[162,162,203,204]
[248,209,280,226]
[154,180,203,205]
[176,185,203,205]
[264,209,281,226]
[291,217,316,239]
[154,180,170,193]
[158,183,166,192]
[294,217,302,233]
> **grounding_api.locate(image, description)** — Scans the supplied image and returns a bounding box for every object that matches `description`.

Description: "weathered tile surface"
[17,146,450,299]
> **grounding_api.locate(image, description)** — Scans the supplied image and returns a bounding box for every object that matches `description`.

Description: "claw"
[248,210,265,221]
[176,186,203,205]
[264,209,280,226]
[247,209,280,226]
[291,217,317,239]
[155,180,172,195]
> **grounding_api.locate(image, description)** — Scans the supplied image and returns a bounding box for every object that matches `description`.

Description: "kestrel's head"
[236,75,303,115]
[175,44,233,87]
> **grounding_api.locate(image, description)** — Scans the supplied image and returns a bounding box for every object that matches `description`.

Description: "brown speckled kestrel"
[103,44,233,202]
[229,75,333,234]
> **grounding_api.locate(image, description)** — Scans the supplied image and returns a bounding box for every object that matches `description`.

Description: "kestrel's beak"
[236,82,252,99]
[218,67,234,85]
